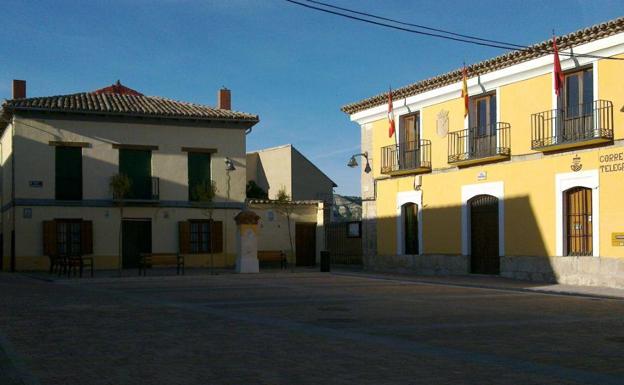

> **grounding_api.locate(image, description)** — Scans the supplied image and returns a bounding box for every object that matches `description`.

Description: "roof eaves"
[341,16,624,115]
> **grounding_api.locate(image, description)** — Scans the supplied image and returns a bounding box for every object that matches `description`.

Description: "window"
[43,219,93,256]
[400,113,421,169]
[119,149,152,199]
[564,68,593,118]
[188,152,211,201]
[470,93,497,133]
[346,221,361,238]
[55,146,82,200]
[178,220,223,254]
[190,221,211,253]
[403,203,419,255]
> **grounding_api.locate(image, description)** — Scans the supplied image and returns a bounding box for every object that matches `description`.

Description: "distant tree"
[246,180,268,199]
[110,173,131,276]
[192,181,217,274]
[275,187,295,272]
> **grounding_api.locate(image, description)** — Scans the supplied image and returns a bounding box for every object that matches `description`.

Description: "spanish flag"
[553,36,564,96]
[461,66,469,118]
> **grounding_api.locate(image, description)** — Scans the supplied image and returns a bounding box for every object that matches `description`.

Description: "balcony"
[531,100,613,151]
[448,122,511,166]
[381,139,431,176]
[114,176,160,202]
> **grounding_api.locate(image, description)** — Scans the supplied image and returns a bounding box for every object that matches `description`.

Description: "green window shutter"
[119,149,151,199]
[188,152,211,201]
[55,147,82,200]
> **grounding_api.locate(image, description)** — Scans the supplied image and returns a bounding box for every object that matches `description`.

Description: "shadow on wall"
[366,195,564,283]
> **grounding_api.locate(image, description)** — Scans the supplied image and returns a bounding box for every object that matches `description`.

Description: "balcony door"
[119,149,152,199]
[469,94,497,158]
[562,68,593,141]
[401,113,420,169]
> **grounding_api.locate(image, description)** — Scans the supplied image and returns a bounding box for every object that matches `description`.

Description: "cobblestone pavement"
[1,271,624,385]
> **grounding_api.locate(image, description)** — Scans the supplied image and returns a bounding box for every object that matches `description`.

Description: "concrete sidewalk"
[332,269,624,300]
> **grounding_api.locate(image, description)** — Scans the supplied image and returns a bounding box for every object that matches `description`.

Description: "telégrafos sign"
[599,152,624,173]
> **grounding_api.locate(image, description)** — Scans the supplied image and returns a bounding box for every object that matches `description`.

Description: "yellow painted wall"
[499,73,552,155]
[598,53,624,140]
[374,147,624,259]
[421,98,464,169]
[368,53,624,260]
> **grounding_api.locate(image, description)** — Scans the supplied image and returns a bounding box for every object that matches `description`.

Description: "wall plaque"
[29,181,43,188]
[612,233,624,247]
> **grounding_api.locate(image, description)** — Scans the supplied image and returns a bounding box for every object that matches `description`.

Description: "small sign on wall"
[477,171,487,181]
[612,233,624,246]
[29,181,43,188]
[23,208,32,219]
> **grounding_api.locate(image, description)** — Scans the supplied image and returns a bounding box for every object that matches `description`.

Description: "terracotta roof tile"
[2,82,259,124]
[341,17,624,115]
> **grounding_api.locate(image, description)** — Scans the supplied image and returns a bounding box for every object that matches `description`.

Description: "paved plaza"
[1,271,624,384]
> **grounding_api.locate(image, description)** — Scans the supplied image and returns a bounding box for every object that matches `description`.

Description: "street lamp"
[347,152,371,174]
[224,157,236,171]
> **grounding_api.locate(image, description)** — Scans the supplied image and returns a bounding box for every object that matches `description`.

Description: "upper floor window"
[564,67,593,118]
[401,113,420,144]
[188,152,212,201]
[55,146,82,200]
[119,149,152,200]
[470,93,497,134]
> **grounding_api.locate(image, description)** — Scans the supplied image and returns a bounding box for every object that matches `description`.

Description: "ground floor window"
[403,203,419,254]
[179,220,223,254]
[43,219,93,256]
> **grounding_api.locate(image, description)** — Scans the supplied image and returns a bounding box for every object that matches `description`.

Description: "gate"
[565,187,592,256]
[470,194,499,274]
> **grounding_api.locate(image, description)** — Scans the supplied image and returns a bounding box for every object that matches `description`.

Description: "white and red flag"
[553,36,564,96]
[388,87,395,138]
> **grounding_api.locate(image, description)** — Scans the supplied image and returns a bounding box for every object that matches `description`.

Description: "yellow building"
[342,17,624,288]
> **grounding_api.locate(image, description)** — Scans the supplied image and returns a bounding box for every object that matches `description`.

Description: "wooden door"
[470,195,499,274]
[401,113,420,169]
[563,68,593,141]
[470,94,497,157]
[295,223,317,266]
[122,219,152,268]
[565,187,592,256]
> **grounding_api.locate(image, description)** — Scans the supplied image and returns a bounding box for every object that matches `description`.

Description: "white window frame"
[555,169,599,257]
[461,181,505,256]
[396,190,423,255]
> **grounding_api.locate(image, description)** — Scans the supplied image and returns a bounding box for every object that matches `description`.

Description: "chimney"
[218,87,231,110]
[12,80,26,99]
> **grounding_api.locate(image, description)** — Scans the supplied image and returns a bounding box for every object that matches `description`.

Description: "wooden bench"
[139,253,185,276]
[257,250,287,269]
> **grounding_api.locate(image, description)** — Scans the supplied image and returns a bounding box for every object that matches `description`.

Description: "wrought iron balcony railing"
[448,122,511,165]
[115,176,159,201]
[531,100,613,150]
[381,139,431,175]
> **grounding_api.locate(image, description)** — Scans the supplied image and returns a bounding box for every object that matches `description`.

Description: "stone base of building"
[363,254,469,276]
[363,254,624,290]
[501,255,624,289]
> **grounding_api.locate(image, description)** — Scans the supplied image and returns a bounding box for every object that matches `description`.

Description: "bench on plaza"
[139,253,185,276]
[257,250,287,269]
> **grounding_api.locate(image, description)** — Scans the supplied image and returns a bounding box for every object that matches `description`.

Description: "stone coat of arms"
[436,110,449,138]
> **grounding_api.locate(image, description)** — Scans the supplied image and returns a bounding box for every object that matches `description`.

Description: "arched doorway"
[469,194,499,274]
[564,187,592,256]
[402,203,419,255]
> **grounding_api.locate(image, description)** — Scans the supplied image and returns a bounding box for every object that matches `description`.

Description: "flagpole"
[390,86,400,170]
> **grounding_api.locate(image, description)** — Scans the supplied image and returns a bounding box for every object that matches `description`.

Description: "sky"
[1,0,622,196]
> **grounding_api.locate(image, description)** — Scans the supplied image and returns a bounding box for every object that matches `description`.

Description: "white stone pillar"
[234,210,260,273]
